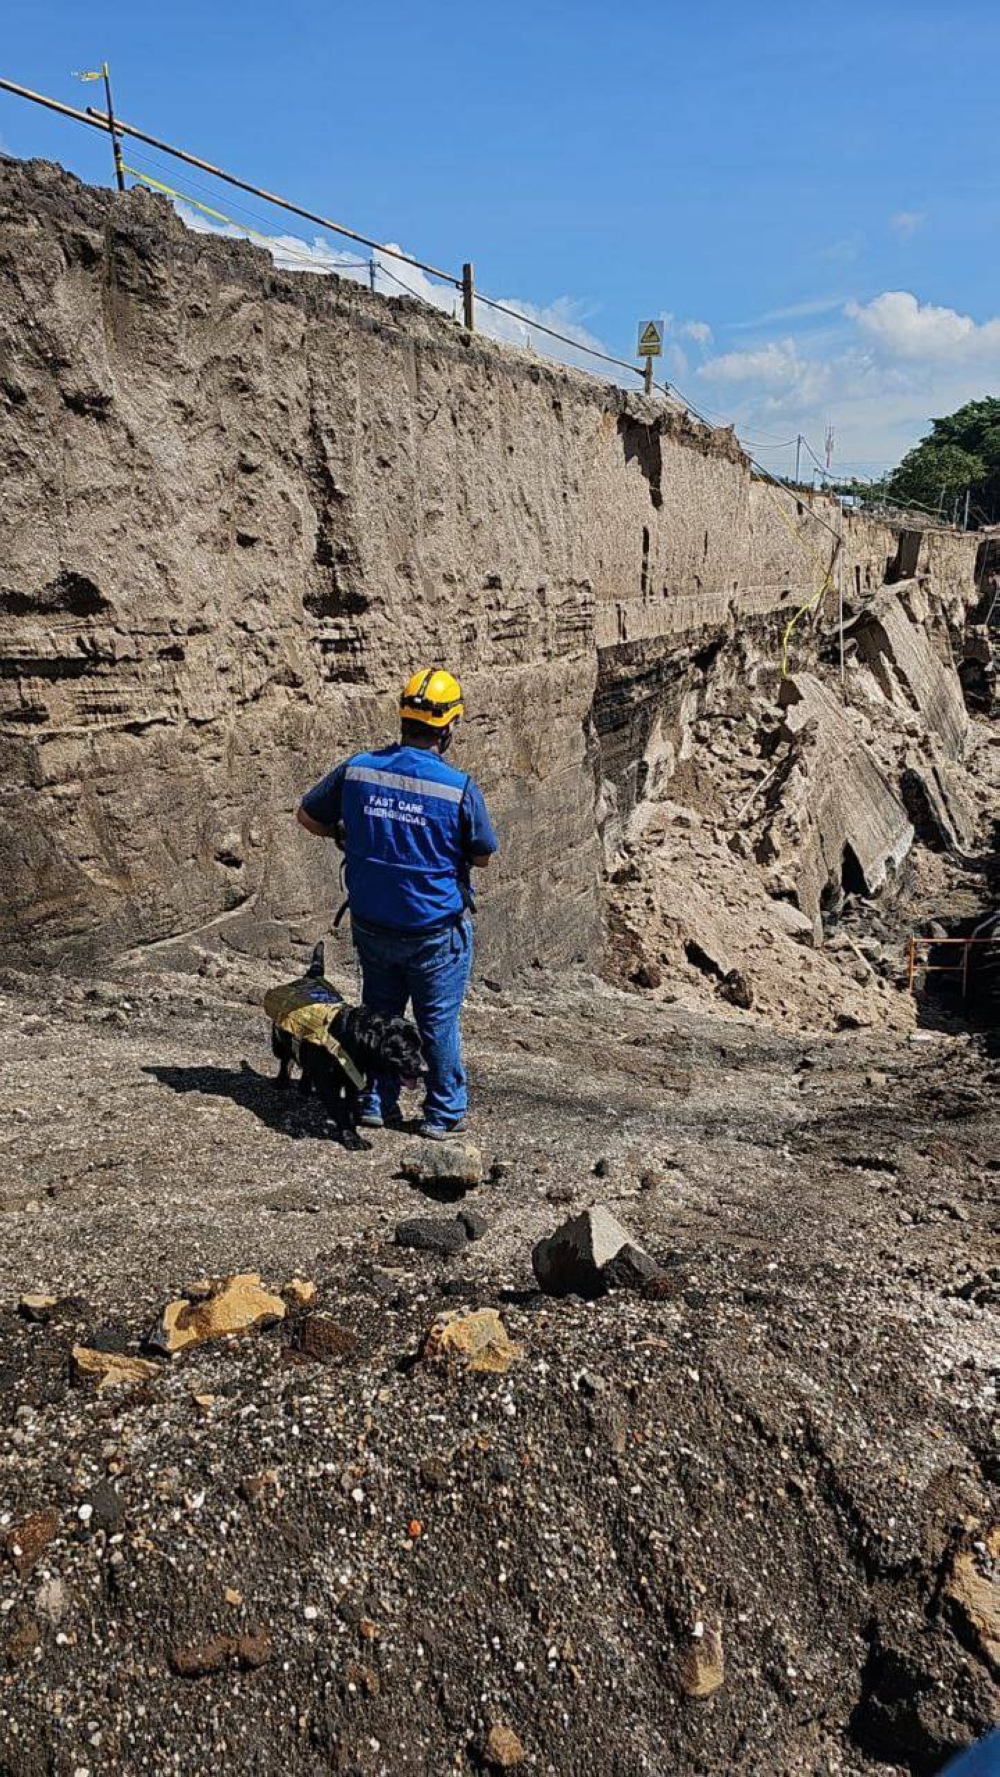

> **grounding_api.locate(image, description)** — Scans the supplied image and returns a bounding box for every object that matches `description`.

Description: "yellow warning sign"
[638,320,663,357]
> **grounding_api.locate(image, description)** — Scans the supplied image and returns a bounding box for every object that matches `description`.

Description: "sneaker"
[359,1110,406,1131]
[418,1118,468,1142]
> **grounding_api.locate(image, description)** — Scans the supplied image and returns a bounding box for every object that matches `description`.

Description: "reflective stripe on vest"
[344,764,464,804]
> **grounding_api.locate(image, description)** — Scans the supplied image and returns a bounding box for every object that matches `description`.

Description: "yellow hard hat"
[400,667,464,729]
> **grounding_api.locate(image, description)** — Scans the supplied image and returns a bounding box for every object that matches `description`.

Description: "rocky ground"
[0,935,996,1777]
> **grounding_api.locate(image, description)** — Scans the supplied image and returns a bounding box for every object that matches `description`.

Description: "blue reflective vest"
[329,745,494,931]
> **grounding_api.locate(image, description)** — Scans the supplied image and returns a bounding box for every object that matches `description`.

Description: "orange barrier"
[906,935,995,996]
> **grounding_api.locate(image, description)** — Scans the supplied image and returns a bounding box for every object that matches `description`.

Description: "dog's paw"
[340,1132,370,1153]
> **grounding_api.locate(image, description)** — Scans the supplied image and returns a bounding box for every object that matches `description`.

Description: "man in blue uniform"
[296,669,498,1140]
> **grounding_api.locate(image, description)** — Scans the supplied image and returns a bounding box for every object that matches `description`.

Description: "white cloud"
[890,210,925,238]
[693,287,1000,475]
[680,319,712,346]
[846,290,1000,363]
[730,295,846,330]
[699,340,804,387]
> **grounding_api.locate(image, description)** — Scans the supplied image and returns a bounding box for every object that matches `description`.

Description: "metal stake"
[462,262,475,331]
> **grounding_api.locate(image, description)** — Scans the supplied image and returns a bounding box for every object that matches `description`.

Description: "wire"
[124,163,374,280]
[127,148,368,270]
[474,291,646,379]
[376,257,454,310]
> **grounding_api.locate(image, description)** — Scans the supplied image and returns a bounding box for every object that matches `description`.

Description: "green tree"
[887,396,1000,523]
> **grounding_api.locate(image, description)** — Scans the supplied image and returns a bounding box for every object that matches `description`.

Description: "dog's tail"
[306,940,325,979]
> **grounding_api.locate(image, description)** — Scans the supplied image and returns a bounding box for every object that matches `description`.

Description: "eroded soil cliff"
[1,156,997,1777]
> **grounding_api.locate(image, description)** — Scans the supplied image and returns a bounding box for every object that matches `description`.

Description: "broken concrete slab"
[148,1273,286,1357]
[900,761,976,853]
[853,588,969,761]
[760,673,914,936]
[532,1206,659,1298]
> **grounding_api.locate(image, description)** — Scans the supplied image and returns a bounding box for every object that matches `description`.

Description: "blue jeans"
[352,915,473,1125]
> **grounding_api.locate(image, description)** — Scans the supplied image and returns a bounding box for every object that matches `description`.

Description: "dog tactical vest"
[263,979,367,1090]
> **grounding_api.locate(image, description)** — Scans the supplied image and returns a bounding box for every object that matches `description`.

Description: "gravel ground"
[0,954,996,1776]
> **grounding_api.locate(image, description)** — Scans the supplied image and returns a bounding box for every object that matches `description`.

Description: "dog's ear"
[307,941,325,979]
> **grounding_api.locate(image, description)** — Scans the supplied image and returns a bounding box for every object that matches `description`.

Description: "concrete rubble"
[532,1207,660,1298]
[69,1345,161,1389]
[420,1307,521,1374]
[148,1273,286,1356]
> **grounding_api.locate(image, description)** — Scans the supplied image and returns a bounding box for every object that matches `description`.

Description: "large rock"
[401,1144,484,1189]
[394,1216,469,1255]
[148,1273,286,1356]
[5,1510,59,1574]
[532,1206,658,1298]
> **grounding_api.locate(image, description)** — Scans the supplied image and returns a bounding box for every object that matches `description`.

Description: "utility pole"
[795,434,802,484]
[369,255,377,293]
[462,262,475,331]
[824,422,835,473]
[963,486,971,530]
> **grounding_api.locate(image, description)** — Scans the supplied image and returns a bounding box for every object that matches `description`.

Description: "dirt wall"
[0,157,981,974]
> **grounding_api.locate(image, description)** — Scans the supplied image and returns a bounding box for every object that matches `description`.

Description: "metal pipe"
[83,104,460,287]
[0,76,113,135]
[101,63,126,193]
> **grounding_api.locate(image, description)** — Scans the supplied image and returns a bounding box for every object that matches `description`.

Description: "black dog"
[265,942,423,1150]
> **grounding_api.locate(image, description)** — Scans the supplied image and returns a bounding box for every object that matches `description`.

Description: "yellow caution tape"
[760,479,842,679]
[122,164,346,277]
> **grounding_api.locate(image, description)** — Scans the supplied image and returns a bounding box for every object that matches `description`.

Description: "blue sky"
[3,0,999,478]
